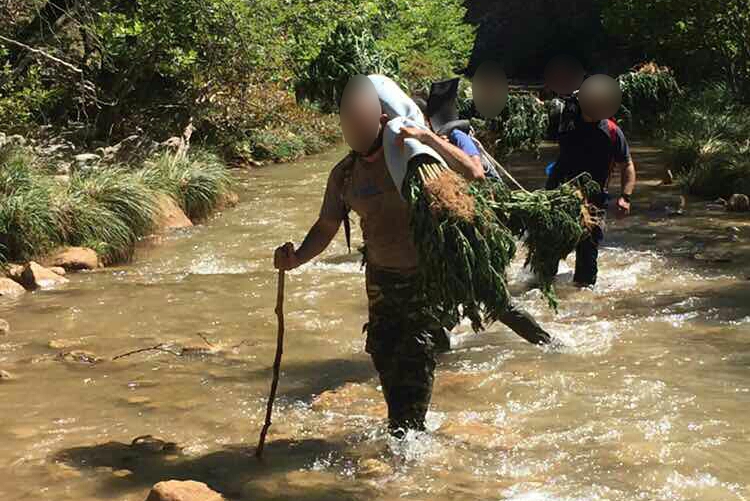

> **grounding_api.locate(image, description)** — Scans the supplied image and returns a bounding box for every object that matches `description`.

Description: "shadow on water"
[54,437,373,500]
[245,357,377,402]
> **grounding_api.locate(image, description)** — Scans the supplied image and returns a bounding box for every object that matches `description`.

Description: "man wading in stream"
[546,75,637,287]
[273,74,502,438]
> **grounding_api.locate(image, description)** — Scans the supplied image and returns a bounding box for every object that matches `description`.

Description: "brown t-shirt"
[320,150,419,273]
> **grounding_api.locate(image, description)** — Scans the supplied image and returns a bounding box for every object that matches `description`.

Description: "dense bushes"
[617,62,682,135]
[1,0,474,162]
[0,145,236,264]
[663,84,750,198]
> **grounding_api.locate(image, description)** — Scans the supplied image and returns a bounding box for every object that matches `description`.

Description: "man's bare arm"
[619,159,636,195]
[295,217,341,266]
[396,126,485,180]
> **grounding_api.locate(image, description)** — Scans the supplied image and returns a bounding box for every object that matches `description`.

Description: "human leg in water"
[365,267,439,437]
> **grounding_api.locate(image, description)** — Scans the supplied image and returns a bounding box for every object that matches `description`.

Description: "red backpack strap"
[606,118,618,148]
[605,119,618,192]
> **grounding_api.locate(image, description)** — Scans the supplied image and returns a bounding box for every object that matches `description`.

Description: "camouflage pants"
[364,265,443,435]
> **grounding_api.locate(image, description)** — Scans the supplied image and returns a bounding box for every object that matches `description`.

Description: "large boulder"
[0,278,26,298]
[0,319,9,335]
[145,480,224,501]
[20,262,70,290]
[155,195,193,231]
[46,247,100,271]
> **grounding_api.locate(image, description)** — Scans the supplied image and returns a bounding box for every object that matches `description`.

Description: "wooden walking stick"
[255,269,286,459]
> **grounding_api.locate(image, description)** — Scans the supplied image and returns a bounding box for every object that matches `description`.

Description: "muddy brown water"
[1,144,749,501]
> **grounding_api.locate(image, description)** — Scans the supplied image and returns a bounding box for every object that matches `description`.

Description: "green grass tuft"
[142,150,235,221]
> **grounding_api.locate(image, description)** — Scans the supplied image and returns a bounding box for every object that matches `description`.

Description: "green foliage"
[616,62,683,134]
[296,21,402,111]
[664,83,750,198]
[405,162,592,332]
[465,93,548,159]
[296,0,473,111]
[602,0,750,101]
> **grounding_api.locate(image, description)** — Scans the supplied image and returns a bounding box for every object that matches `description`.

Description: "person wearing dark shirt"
[546,95,637,287]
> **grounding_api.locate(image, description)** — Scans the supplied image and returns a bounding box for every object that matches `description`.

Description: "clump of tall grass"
[666,83,750,198]
[0,146,61,260]
[141,150,235,221]
[1,145,235,264]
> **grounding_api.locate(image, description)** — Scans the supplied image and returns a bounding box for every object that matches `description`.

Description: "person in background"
[405,78,558,348]
[545,87,636,287]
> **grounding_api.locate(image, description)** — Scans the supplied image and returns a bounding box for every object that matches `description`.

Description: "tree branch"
[0,34,82,74]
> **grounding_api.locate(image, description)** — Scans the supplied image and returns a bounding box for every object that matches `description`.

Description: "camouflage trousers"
[364,265,443,435]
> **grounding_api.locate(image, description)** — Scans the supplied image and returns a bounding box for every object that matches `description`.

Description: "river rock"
[728,194,750,212]
[0,277,26,298]
[145,480,223,501]
[46,247,99,271]
[216,191,239,210]
[20,262,70,290]
[156,195,193,230]
[0,319,9,335]
[3,263,25,281]
[0,370,13,381]
[49,266,67,276]
[358,458,393,478]
[7,134,26,147]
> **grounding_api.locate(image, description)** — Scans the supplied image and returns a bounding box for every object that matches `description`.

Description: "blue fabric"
[449,129,480,157]
[545,161,556,176]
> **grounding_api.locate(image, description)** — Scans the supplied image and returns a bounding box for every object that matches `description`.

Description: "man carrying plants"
[409,77,556,347]
[273,74,485,438]
[546,75,637,287]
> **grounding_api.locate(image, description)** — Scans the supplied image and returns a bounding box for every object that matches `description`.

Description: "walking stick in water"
[255,270,286,459]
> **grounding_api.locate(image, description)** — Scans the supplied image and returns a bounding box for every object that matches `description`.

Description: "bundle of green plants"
[405,162,595,331]
[460,93,548,160]
[487,175,600,307]
[616,62,682,134]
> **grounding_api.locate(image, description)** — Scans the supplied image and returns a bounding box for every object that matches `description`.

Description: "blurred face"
[339,75,382,154]
[472,61,508,119]
[578,74,622,121]
[544,54,584,96]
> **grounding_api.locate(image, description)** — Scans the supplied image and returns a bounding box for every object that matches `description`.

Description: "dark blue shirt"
[555,119,630,191]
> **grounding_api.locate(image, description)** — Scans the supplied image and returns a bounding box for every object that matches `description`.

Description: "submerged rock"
[358,458,393,478]
[0,318,9,335]
[146,480,224,501]
[0,370,14,381]
[156,195,193,231]
[728,194,750,212]
[0,277,26,298]
[20,262,70,290]
[216,191,240,210]
[55,350,102,365]
[46,247,99,271]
